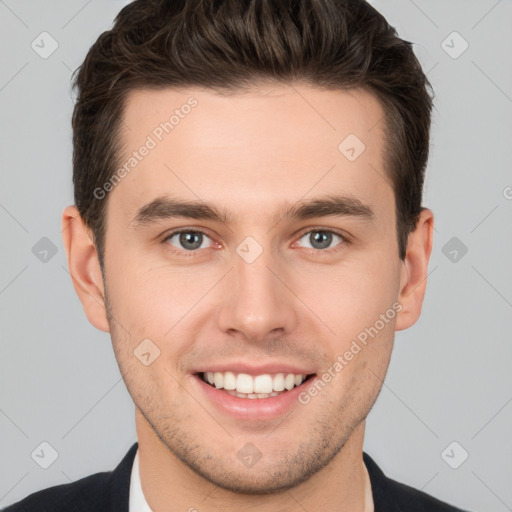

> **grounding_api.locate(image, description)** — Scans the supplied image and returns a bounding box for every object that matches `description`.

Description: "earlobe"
[61,205,110,333]
[395,208,434,332]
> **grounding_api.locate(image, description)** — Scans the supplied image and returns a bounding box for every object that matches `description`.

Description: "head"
[63,0,434,495]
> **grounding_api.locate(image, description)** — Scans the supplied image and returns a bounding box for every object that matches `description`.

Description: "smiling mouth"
[196,371,316,399]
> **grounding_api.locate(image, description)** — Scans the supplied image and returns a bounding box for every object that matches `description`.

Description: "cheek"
[294,252,400,338]
[106,261,204,340]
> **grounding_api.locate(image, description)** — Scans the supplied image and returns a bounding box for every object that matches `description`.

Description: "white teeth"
[273,373,285,391]
[236,373,253,394]
[284,374,295,390]
[253,374,273,394]
[223,371,236,390]
[201,371,308,395]
[224,390,281,399]
[213,372,223,389]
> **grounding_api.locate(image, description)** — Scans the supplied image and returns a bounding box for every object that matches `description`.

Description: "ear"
[61,205,110,332]
[395,208,434,331]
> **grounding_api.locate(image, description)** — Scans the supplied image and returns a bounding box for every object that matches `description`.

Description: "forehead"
[109,84,392,226]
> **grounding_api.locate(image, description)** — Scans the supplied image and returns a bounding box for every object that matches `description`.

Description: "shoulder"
[363,452,473,512]
[2,442,138,512]
[1,472,111,512]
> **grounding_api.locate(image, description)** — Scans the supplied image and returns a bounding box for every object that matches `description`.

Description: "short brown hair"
[72,0,433,265]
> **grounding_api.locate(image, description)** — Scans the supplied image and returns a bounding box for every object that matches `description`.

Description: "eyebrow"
[130,194,375,228]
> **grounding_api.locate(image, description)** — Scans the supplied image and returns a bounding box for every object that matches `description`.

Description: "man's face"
[100,84,406,492]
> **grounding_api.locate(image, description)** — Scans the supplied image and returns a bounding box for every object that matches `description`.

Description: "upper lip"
[192,362,316,376]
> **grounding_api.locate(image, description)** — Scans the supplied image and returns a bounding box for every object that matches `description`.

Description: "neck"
[135,408,369,512]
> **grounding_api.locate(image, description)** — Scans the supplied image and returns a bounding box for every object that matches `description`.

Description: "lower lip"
[191,373,316,421]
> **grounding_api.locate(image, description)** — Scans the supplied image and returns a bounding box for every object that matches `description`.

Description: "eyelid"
[294,226,349,242]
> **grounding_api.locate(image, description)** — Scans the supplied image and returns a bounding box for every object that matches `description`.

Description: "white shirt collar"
[129,448,153,512]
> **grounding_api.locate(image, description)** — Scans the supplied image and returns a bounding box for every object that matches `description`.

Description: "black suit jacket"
[3,442,471,511]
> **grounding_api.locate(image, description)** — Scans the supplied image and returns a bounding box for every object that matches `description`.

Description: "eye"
[294,229,346,251]
[162,228,348,255]
[164,230,214,252]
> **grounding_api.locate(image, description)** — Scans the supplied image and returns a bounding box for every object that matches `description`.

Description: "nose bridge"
[215,237,298,340]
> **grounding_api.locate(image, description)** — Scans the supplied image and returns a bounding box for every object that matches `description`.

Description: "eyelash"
[162,227,350,256]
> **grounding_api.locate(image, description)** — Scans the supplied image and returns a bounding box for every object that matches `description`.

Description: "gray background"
[0,1,511,510]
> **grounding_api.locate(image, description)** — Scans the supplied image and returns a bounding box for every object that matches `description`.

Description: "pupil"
[311,231,331,249]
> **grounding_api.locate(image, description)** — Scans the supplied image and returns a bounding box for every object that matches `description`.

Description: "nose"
[215,243,300,343]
